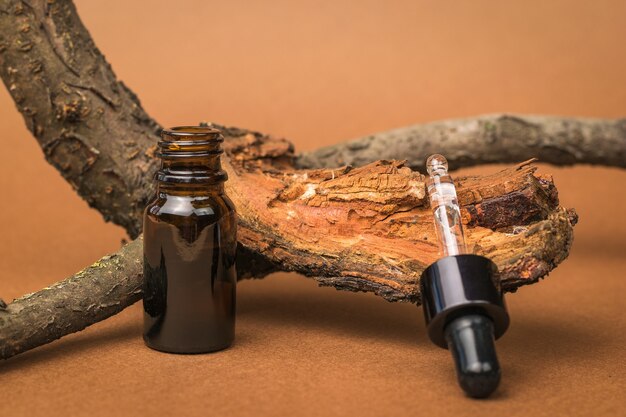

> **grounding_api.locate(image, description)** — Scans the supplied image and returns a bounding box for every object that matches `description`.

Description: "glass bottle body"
[142,127,237,353]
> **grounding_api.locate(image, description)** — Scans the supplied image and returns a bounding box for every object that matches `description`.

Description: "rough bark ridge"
[297,114,626,171]
[0,0,582,360]
[0,0,160,238]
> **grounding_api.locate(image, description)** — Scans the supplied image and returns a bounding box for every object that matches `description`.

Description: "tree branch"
[0,237,143,359]
[0,0,160,238]
[296,114,626,171]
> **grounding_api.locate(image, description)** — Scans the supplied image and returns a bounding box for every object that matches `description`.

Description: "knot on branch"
[56,97,88,123]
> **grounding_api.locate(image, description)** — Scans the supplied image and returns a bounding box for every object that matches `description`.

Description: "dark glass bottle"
[142,126,237,353]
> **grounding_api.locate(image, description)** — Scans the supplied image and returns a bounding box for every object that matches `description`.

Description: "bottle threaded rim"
[158,126,224,158]
[156,126,227,184]
[161,126,223,141]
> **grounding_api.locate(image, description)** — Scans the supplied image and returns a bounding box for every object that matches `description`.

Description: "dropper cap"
[421,154,510,398]
[420,254,509,398]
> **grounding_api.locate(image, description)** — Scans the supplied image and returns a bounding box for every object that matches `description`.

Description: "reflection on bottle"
[143,249,168,318]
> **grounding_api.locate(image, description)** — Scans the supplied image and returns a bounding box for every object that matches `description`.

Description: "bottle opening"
[156,126,227,185]
[162,126,223,140]
[159,126,224,156]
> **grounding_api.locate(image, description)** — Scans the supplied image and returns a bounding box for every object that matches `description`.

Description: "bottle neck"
[157,182,224,196]
[156,126,227,190]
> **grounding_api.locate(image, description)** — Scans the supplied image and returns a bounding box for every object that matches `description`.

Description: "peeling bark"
[223,134,577,302]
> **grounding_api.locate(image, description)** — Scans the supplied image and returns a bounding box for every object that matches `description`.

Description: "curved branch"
[296,114,626,171]
[0,237,143,359]
[0,0,161,238]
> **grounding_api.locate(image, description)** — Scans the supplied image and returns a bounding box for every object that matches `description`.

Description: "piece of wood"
[297,114,626,171]
[223,132,577,302]
[0,0,161,238]
[0,238,143,359]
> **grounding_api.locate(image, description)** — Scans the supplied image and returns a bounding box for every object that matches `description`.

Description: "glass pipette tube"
[426,154,467,256]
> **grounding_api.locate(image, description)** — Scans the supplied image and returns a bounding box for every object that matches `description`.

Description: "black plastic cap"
[420,254,509,348]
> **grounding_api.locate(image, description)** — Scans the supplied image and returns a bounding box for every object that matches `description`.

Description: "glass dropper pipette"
[426,154,467,256]
[420,154,510,398]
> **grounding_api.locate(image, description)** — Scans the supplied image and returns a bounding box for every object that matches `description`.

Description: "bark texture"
[0,237,143,359]
[0,0,582,360]
[297,114,626,171]
[0,0,160,238]
[225,141,577,302]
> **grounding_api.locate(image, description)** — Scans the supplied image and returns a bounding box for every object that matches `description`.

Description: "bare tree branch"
[296,114,626,171]
[0,0,160,238]
[0,238,143,359]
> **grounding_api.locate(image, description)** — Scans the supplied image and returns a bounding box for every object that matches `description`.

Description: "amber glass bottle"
[143,126,237,353]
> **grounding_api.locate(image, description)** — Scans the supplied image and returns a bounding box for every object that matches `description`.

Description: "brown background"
[1,0,625,416]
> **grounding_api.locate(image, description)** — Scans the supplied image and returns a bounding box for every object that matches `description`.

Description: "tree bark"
[0,238,143,359]
[0,0,160,238]
[297,114,626,171]
[227,152,576,301]
[0,0,581,360]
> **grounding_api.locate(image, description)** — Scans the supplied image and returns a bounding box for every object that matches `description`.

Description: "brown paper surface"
[1,1,625,415]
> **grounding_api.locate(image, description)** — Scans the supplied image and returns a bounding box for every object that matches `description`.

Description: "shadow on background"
[239,274,431,349]
[1,273,609,380]
[0,316,140,374]
[499,312,608,385]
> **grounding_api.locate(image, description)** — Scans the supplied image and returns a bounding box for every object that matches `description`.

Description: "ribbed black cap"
[420,254,510,398]
[420,254,509,348]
